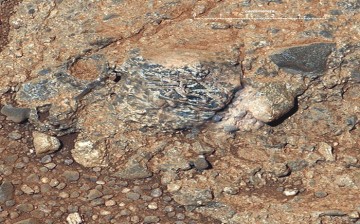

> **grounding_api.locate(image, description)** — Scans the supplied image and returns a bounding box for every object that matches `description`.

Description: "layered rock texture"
[0,0,359,223]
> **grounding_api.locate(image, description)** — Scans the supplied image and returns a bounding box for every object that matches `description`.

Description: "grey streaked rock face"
[113,53,242,131]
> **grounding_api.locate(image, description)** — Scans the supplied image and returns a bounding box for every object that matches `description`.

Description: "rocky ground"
[0,0,360,223]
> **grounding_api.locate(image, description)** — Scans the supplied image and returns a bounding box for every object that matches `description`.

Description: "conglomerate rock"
[0,0,359,223]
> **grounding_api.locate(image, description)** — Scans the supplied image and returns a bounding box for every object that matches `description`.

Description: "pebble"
[64,159,74,165]
[148,202,158,210]
[96,180,105,185]
[40,155,52,163]
[56,183,67,190]
[20,185,34,195]
[16,203,34,213]
[283,189,299,196]
[0,181,14,203]
[59,192,70,198]
[348,211,360,219]
[86,189,103,201]
[8,131,22,140]
[223,186,239,195]
[176,213,185,220]
[32,131,61,155]
[41,177,50,184]
[70,191,80,198]
[100,210,111,216]
[26,174,40,183]
[143,215,160,223]
[105,200,116,207]
[44,163,57,170]
[193,155,211,171]
[167,183,181,192]
[130,216,140,223]
[164,205,174,212]
[126,192,140,200]
[49,179,59,187]
[314,191,328,198]
[63,171,80,182]
[66,212,82,224]
[150,188,162,198]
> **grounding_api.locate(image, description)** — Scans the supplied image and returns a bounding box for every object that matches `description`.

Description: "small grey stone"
[126,192,140,200]
[44,163,57,170]
[90,198,105,206]
[56,183,67,190]
[5,200,15,207]
[62,171,80,182]
[164,205,174,212]
[150,188,162,198]
[192,156,211,171]
[119,209,131,216]
[143,216,160,223]
[223,125,239,133]
[1,105,30,123]
[86,189,103,201]
[16,203,34,212]
[8,131,22,140]
[26,174,40,183]
[0,181,14,203]
[176,213,185,220]
[40,155,52,163]
[64,159,74,165]
[315,191,328,198]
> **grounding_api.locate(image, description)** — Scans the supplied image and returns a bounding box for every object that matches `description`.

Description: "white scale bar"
[194,17,328,20]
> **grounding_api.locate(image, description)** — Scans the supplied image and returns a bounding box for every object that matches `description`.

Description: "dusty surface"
[0,0,360,223]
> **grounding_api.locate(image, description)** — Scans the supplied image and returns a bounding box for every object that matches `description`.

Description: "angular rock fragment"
[270,43,336,77]
[192,155,211,171]
[317,142,335,162]
[32,131,61,155]
[222,81,304,125]
[71,139,108,167]
[1,105,30,123]
[172,187,213,206]
[0,180,14,204]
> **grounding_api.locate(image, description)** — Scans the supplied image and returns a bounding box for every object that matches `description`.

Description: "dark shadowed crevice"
[58,132,79,150]
[267,98,299,127]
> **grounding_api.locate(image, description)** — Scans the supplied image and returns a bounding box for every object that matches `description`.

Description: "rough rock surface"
[32,131,61,155]
[0,0,359,223]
